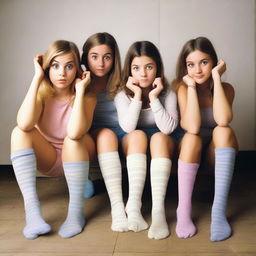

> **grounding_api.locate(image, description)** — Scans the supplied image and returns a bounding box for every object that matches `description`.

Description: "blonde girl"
[10,40,96,239]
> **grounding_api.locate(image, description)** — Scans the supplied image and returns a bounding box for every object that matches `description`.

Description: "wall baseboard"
[1,150,255,177]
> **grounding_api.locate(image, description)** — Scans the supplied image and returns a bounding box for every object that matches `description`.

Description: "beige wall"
[0,0,255,163]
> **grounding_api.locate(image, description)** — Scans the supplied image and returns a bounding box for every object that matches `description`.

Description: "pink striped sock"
[176,159,199,238]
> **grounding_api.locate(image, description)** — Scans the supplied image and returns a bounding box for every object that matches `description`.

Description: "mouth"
[58,79,67,83]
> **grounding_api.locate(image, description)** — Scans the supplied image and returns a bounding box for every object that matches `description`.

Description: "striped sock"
[176,159,199,238]
[58,161,89,238]
[98,152,128,232]
[211,148,236,242]
[125,153,148,232]
[10,148,51,239]
[148,158,171,240]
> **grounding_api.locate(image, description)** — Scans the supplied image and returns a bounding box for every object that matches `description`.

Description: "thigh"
[11,126,57,171]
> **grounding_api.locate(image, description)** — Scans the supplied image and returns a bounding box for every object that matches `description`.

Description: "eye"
[146,65,153,70]
[201,60,208,65]
[132,66,139,71]
[66,64,74,70]
[104,55,112,61]
[91,55,97,60]
[187,63,194,68]
[51,63,59,69]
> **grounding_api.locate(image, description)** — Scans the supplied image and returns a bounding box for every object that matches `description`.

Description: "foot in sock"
[211,216,231,242]
[23,203,51,239]
[210,148,235,242]
[58,213,85,238]
[148,210,169,240]
[176,207,196,238]
[111,203,128,232]
[59,161,88,238]
[10,148,51,239]
[83,179,95,199]
[126,203,148,232]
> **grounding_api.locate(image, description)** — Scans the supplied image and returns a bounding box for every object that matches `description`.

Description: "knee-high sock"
[148,158,171,240]
[176,159,199,238]
[126,153,148,232]
[211,148,236,242]
[98,151,128,232]
[83,179,95,198]
[10,148,51,239]
[59,161,88,238]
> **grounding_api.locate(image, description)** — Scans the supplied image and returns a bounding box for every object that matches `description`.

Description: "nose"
[195,64,202,73]
[59,66,66,76]
[140,68,146,77]
[98,57,104,67]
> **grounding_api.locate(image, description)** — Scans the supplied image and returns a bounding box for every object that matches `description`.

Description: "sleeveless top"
[91,92,120,129]
[200,107,217,143]
[36,98,72,150]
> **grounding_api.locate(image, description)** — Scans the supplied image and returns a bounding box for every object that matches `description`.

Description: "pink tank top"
[36,97,72,150]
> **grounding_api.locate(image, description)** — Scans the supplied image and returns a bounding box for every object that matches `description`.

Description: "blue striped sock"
[211,148,236,242]
[10,148,51,239]
[58,161,89,238]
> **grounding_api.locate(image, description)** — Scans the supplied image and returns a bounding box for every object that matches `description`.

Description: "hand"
[75,71,91,94]
[33,55,44,80]
[149,77,163,101]
[212,59,226,80]
[126,76,142,96]
[183,74,196,88]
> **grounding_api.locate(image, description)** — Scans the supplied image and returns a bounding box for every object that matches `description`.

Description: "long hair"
[38,40,82,99]
[121,41,169,97]
[172,37,218,90]
[81,32,121,99]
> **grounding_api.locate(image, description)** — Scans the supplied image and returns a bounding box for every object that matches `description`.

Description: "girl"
[115,41,179,239]
[81,32,128,232]
[10,40,96,239]
[173,37,238,241]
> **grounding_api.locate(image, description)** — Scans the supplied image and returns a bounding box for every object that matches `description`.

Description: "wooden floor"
[0,166,255,256]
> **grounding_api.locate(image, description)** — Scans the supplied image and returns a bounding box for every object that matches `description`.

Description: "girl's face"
[87,44,113,77]
[186,50,213,85]
[49,52,77,89]
[131,56,157,88]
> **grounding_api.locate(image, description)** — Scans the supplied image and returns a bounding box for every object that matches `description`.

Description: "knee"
[96,128,117,144]
[128,129,147,142]
[182,132,202,149]
[11,126,34,140]
[151,132,174,147]
[212,126,238,149]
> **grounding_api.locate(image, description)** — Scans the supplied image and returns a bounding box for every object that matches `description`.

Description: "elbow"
[215,116,233,127]
[181,121,200,135]
[17,122,34,132]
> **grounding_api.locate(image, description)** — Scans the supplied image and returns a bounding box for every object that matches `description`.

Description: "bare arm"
[178,75,201,134]
[67,72,97,139]
[17,55,44,131]
[212,60,234,126]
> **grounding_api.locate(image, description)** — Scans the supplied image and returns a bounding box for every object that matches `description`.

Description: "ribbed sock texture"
[148,158,171,240]
[211,148,236,242]
[58,161,88,238]
[126,153,148,232]
[98,152,128,232]
[176,159,199,238]
[11,148,51,239]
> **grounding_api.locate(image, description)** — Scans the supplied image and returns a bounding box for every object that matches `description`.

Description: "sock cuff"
[178,159,200,174]
[215,148,236,154]
[98,151,119,161]
[10,148,35,161]
[127,153,146,161]
[151,158,172,164]
[63,161,89,169]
